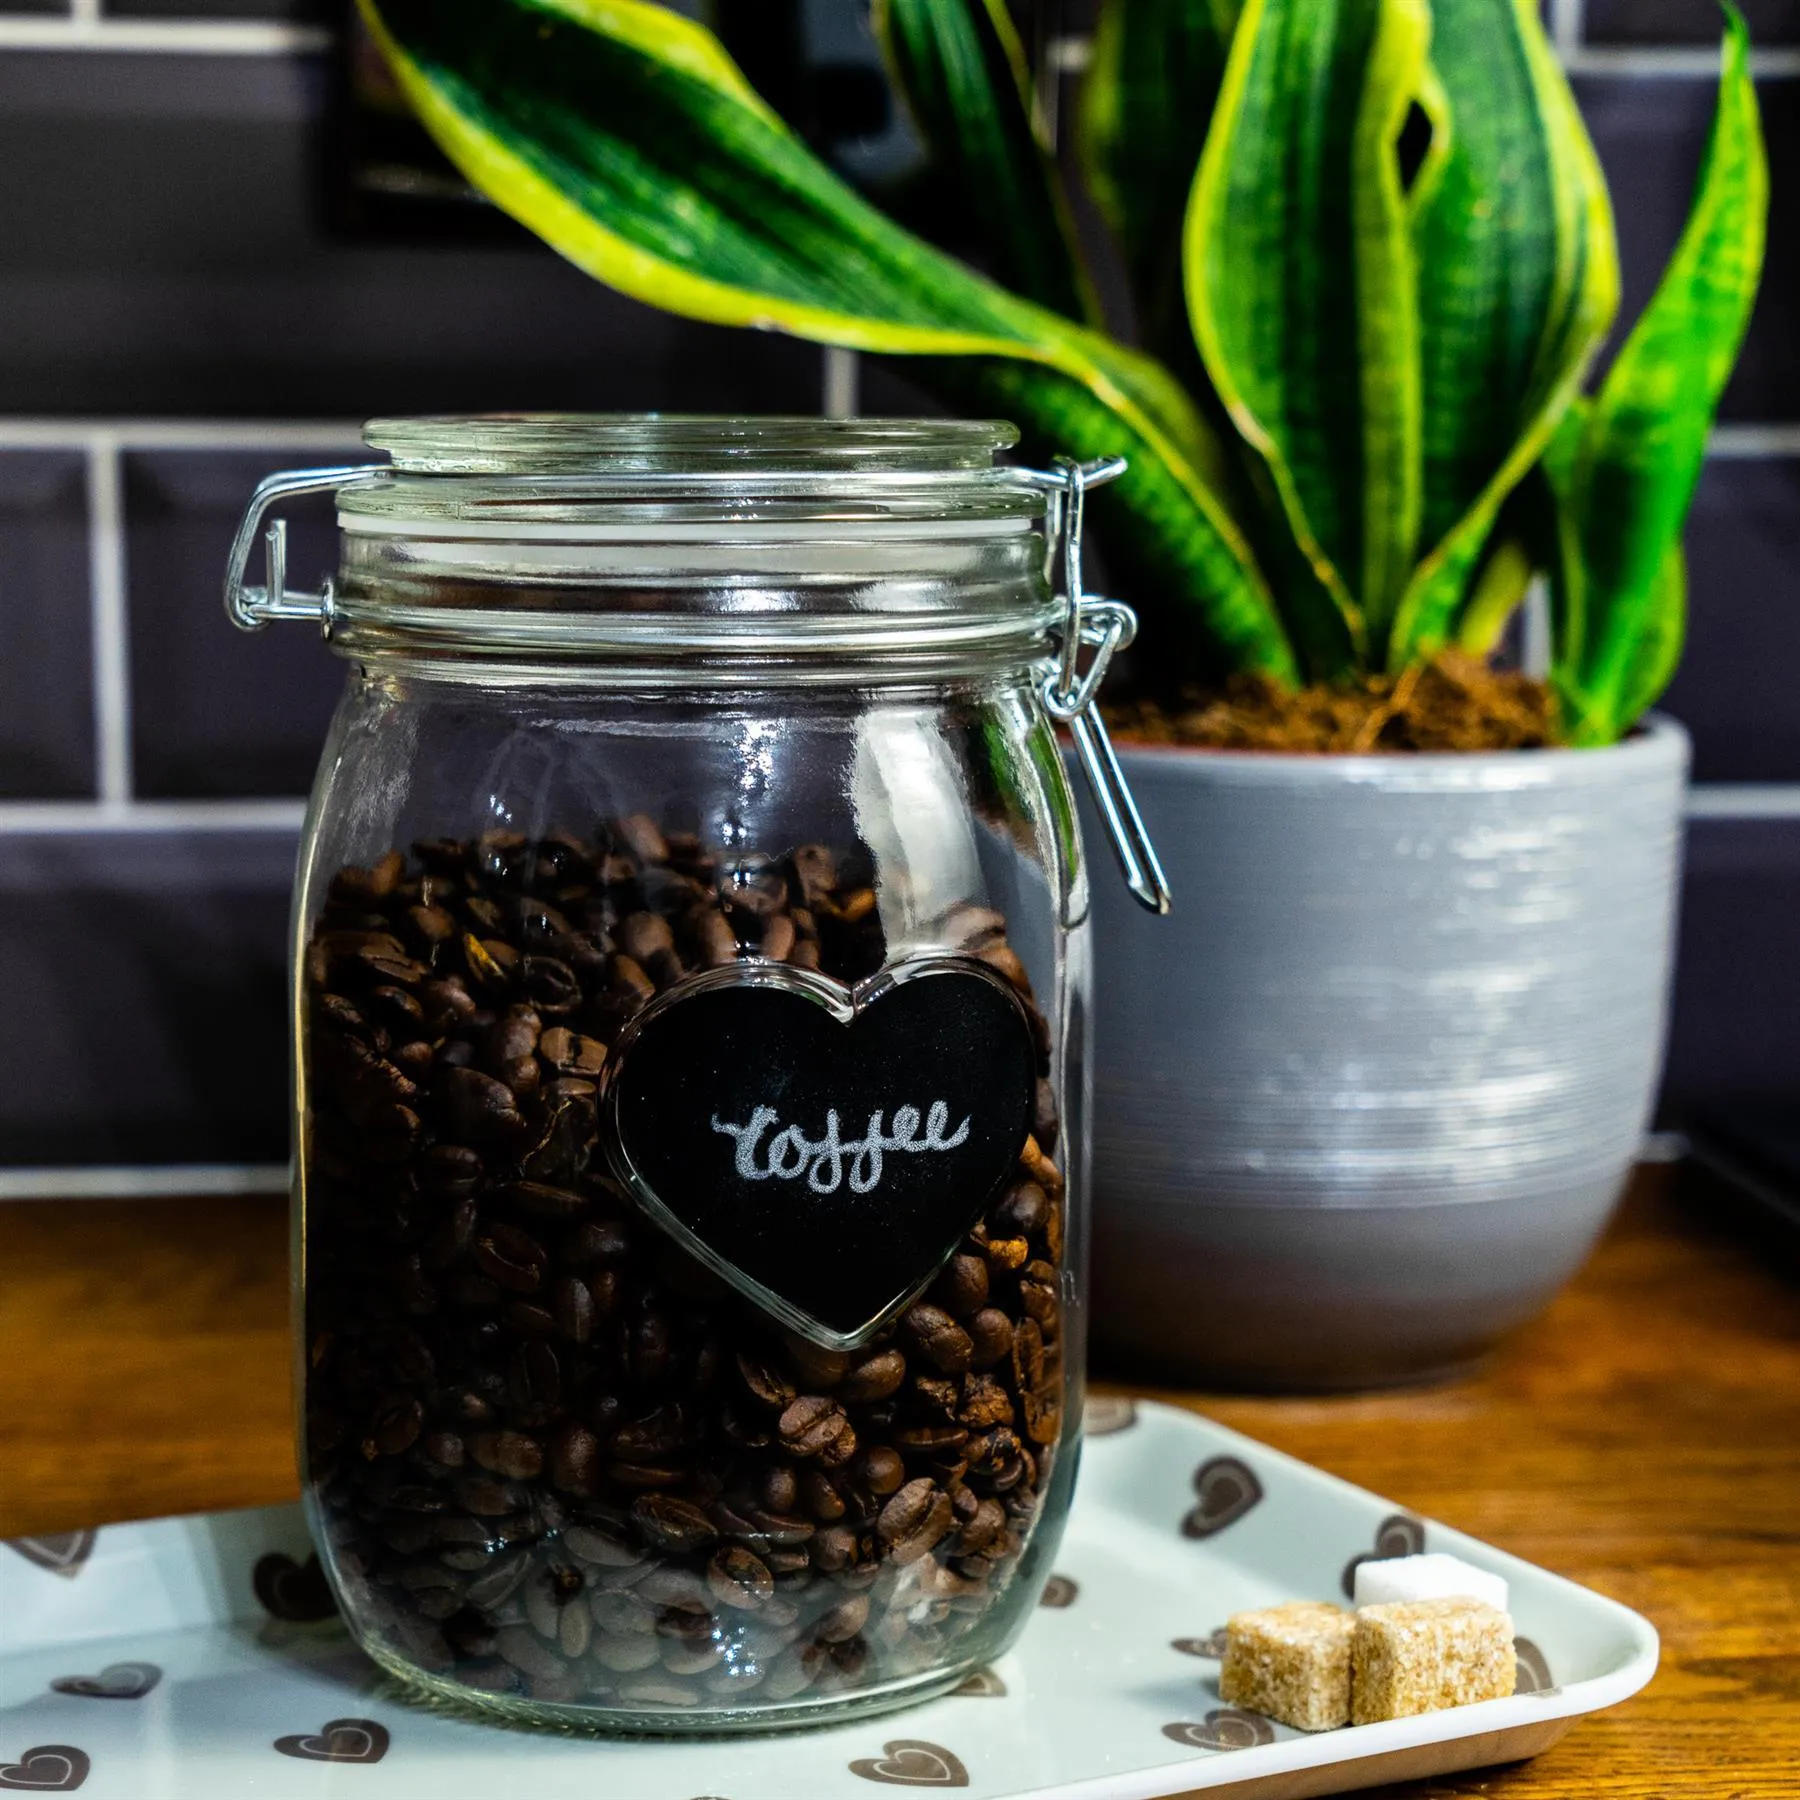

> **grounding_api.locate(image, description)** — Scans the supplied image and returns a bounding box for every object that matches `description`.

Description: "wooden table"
[2,1171,1796,1796]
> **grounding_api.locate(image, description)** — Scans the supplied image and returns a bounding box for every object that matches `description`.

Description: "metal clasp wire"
[1019,455,1172,917]
[224,465,388,634]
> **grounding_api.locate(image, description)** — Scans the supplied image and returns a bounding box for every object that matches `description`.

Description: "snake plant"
[358,0,1766,746]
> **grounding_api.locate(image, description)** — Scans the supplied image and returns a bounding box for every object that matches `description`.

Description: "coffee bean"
[967,1308,1015,1369]
[473,1222,549,1293]
[631,1495,719,1556]
[469,1430,544,1481]
[839,1348,906,1403]
[707,1546,774,1610]
[877,1480,955,1564]
[778,1396,856,1465]
[902,1305,974,1375]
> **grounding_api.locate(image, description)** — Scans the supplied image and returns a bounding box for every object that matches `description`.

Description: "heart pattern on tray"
[952,1668,1007,1698]
[1181,1457,1264,1538]
[0,1746,89,1792]
[253,1552,338,1622]
[3,1534,96,1580]
[1082,1395,1139,1436]
[1514,1637,1558,1696]
[1038,1574,1079,1608]
[49,1664,160,1701]
[1339,1513,1427,1597]
[1171,1630,1230,1659]
[273,1719,390,1764]
[847,1741,969,1787]
[1162,1710,1276,1753]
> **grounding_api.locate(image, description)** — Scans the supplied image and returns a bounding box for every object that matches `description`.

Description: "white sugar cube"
[1353,1552,1509,1614]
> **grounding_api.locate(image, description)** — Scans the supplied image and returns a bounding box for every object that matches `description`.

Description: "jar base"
[358,1640,984,1737]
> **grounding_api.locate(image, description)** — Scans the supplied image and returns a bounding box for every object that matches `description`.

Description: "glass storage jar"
[227,415,1165,1733]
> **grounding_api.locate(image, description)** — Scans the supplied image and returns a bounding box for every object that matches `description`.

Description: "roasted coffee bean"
[631,1494,719,1556]
[902,1304,974,1376]
[707,1546,774,1610]
[838,1347,906,1403]
[302,826,1066,1714]
[469,1430,544,1481]
[473,1222,549,1293]
[778,1396,856,1466]
[877,1480,954,1565]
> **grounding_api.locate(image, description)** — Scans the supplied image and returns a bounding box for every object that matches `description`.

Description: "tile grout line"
[0,16,332,52]
[1548,0,1585,59]
[85,432,133,809]
[822,347,861,420]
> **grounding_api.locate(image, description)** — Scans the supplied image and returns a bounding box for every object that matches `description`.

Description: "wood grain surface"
[1,1170,1796,1796]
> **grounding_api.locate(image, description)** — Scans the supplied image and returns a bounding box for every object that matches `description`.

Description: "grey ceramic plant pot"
[1081,718,1689,1390]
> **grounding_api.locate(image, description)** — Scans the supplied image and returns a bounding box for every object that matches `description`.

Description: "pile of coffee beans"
[301,819,1069,1714]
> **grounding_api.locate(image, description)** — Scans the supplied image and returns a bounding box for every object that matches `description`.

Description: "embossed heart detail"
[253,1551,338,1622]
[952,1667,1007,1697]
[1181,1456,1264,1538]
[849,1741,968,1787]
[605,959,1037,1347]
[1339,1512,1427,1598]
[1171,1630,1229,1659]
[1038,1573,1078,1608]
[273,1719,389,1764]
[1082,1395,1138,1435]
[49,1664,160,1701]
[0,1746,89,1791]
[3,1534,95,1580]
[1514,1636,1558,1696]
[1162,1710,1276,1752]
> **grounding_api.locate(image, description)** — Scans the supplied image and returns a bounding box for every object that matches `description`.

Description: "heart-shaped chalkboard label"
[604,957,1037,1348]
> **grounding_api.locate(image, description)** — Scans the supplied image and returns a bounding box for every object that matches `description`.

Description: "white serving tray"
[0,1399,1656,1799]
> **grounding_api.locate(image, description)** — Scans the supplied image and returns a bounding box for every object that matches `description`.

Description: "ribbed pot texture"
[1081,719,1689,1390]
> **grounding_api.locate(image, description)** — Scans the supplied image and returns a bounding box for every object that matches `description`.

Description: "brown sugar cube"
[1351,1597,1516,1724]
[1219,1601,1354,1732]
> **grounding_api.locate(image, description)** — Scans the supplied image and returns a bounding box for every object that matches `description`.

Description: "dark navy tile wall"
[1664,818,1800,1108]
[1584,0,1800,43]
[126,450,346,798]
[0,452,93,800]
[0,19,1792,1171]
[1661,456,1800,782]
[0,51,820,417]
[0,830,295,1165]
[1575,72,1800,421]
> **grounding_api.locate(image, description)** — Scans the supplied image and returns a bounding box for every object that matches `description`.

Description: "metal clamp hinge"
[1018,455,1171,917]
[224,465,388,635]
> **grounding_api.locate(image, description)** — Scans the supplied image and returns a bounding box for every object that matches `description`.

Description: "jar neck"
[329,521,1059,687]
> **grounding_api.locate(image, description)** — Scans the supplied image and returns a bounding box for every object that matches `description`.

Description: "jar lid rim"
[362,413,1022,476]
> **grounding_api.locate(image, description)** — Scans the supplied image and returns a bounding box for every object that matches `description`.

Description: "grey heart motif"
[1162,1709,1276,1752]
[848,1740,970,1787]
[1514,1636,1559,1696]
[273,1719,390,1764]
[1038,1573,1079,1608]
[952,1667,1007,1697]
[1181,1457,1264,1538]
[1082,1395,1139,1435]
[1339,1512,1427,1597]
[0,1746,89,1792]
[253,1552,338,1623]
[1171,1630,1229,1659]
[49,1664,160,1701]
[4,1535,96,1581]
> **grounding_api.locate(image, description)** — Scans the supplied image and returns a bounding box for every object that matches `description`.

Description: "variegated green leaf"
[1185,0,1431,664]
[873,0,1097,324]
[1561,4,1765,741]
[1078,0,1239,364]
[361,0,1298,682]
[1388,0,1618,670]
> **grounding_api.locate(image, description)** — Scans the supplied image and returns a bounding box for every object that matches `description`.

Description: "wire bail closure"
[1023,455,1172,916]
[224,465,386,634]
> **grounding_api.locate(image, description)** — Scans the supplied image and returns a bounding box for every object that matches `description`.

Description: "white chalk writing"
[710,1102,971,1195]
